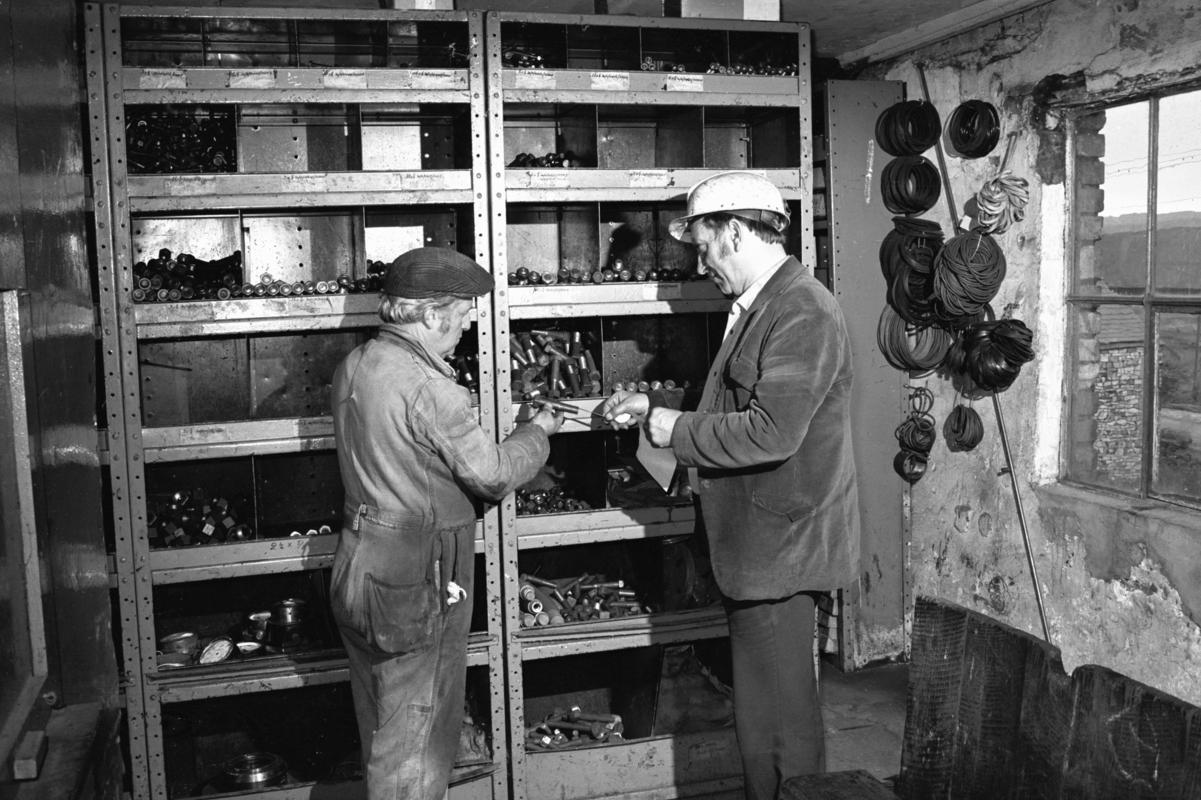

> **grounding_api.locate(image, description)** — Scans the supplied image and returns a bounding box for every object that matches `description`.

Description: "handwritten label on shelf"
[398,171,446,190]
[590,71,630,91]
[323,69,367,89]
[228,69,275,89]
[294,417,332,437]
[515,69,556,90]
[280,173,324,191]
[527,171,570,189]
[664,73,703,92]
[411,69,460,89]
[163,175,214,195]
[139,69,185,89]
[647,283,683,300]
[177,426,226,445]
[628,170,670,188]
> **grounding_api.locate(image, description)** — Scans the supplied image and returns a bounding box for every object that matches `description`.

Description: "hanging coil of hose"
[931,230,1007,321]
[942,317,1035,393]
[894,386,936,484]
[879,216,944,285]
[877,305,953,375]
[875,100,942,157]
[881,156,942,216]
[974,171,1029,234]
[943,403,984,451]
[945,100,1001,159]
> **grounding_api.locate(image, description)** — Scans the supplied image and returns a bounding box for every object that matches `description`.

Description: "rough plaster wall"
[866,0,1201,704]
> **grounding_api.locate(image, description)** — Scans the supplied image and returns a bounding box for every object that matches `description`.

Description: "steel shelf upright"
[484,12,813,799]
[85,5,504,798]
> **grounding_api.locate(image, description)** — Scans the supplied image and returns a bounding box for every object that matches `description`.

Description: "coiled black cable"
[875,100,942,157]
[944,404,984,451]
[893,386,936,484]
[881,156,942,216]
[877,306,953,375]
[946,100,1001,158]
[932,231,1006,320]
[942,318,1035,393]
[879,216,944,284]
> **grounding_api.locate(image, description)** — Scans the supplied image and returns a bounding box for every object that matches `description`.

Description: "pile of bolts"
[507,260,698,286]
[148,489,254,548]
[526,705,625,750]
[510,329,602,401]
[518,573,650,627]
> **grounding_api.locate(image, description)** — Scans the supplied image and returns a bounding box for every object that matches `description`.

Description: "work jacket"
[330,324,548,654]
[670,257,861,601]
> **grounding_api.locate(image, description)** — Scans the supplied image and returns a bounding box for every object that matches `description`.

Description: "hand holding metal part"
[598,390,647,429]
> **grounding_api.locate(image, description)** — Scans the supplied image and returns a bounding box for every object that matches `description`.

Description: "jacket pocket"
[725,356,758,410]
[750,489,813,523]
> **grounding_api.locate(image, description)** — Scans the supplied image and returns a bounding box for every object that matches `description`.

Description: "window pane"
[1077,102,1148,296]
[1153,311,1201,503]
[1154,90,1201,295]
[1065,303,1145,491]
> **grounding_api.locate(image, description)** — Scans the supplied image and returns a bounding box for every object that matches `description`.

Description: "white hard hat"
[668,171,790,242]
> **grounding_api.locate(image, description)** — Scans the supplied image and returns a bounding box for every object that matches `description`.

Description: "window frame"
[1065,88,1201,509]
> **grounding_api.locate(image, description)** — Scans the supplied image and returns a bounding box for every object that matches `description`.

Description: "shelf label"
[411,69,460,89]
[322,69,367,89]
[590,71,629,91]
[628,170,670,188]
[163,175,214,195]
[139,69,185,89]
[228,69,275,89]
[515,69,555,90]
[664,73,703,92]
[177,426,226,445]
[280,173,324,191]
[294,417,330,436]
[527,171,570,189]
[398,171,446,190]
[648,283,683,300]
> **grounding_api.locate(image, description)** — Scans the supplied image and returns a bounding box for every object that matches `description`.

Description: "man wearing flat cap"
[331,247,562,799]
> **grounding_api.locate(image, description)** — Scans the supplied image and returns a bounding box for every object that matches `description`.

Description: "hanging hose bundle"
[894,386,936,484]
[881,156,942,216]
[932,231,1007,320]
[875,100,942,157]
[945,100,1001,158]
[879,216,944,284]
[876,305,953,374]
[942,317,1035,393]
[943,403,984,451]
[974,171,1030,234]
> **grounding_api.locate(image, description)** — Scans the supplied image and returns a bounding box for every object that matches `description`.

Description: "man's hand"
[529,407,564,436]
[646,407,682,447]
[600,390,649,429]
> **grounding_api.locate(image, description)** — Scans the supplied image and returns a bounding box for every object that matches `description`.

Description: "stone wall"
[863,0,1201,704]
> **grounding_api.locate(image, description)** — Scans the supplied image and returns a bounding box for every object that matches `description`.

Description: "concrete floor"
[821,661,909,783]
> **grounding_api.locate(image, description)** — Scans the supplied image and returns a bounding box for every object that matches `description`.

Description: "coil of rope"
[894,386,936,484]
[942,316,1035,393]
[932,231,1007,321]
[879,216,944,284]
[946,100,1001,159]
[974,171,1029,234]
[943,403,984,451]
[877,305,952,375]
[881,156,942,216]
[875,100,942,157]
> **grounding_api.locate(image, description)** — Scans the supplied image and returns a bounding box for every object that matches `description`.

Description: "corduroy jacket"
[669,257,861,601]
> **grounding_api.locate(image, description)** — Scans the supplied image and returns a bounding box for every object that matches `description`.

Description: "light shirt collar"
[723,256,788,340]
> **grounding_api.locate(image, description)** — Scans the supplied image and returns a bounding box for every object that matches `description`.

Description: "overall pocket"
[356,518,442,657]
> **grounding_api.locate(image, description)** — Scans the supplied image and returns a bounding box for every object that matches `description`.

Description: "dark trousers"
[725,591,825,800]
[339,527,474,800]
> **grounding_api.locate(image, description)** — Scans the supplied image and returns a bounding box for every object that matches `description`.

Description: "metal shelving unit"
[86,6,502,799]
[485,12,812,800]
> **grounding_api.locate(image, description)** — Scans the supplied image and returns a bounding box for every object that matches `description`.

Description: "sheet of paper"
[636,427,678,492]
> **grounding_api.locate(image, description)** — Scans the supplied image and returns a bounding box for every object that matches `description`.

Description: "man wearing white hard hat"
[601,172,861,799]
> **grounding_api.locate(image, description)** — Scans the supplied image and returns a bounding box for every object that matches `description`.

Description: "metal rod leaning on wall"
[916,64,1052,644]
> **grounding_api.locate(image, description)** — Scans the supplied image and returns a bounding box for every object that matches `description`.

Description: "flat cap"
[384,247,495,299]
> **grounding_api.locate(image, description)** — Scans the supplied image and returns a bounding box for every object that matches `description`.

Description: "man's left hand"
[646,407,682,447]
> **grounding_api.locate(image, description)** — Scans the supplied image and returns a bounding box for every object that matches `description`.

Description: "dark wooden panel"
[782,769,898,800]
